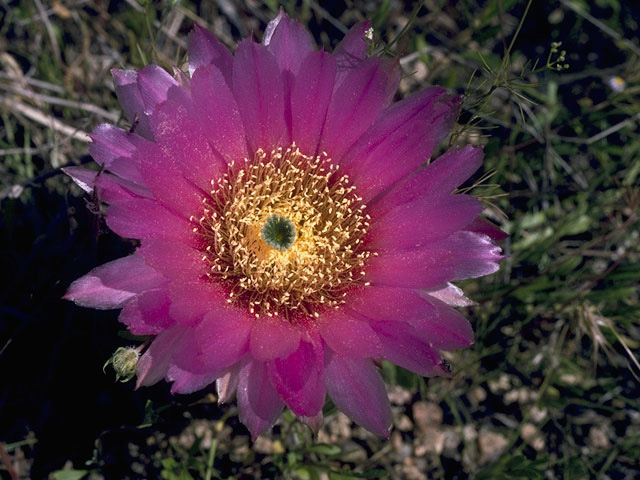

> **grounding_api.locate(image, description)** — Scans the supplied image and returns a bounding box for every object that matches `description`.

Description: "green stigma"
[261,213,297,251]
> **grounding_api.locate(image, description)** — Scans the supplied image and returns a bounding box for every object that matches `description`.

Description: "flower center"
[196,145,371,321]
[261,213,296,251]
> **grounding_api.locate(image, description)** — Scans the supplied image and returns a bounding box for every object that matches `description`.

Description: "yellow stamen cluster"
[195,145,370,321]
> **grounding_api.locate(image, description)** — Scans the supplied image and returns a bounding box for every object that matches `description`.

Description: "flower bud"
[104,346,139,383]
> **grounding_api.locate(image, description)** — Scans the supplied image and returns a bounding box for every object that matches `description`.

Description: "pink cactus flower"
[64,12,505,438]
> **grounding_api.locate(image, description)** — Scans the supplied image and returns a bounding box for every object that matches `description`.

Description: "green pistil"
[261,214,297,251]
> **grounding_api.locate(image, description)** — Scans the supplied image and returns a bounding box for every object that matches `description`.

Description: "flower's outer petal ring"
[88,124,148,186]
[325,351,392,437]
[232,39,287,154]
[465,216,508,242]
[263,10,314,75]
[368,319,445,377]
[167,364,219,395]
[150,92,227,193]
[268,335,325,417]
[187,23,233,83]
[290,51,337,156]
[369,145,484,218]
[347,286,474,350]
[333,21,370,86]
[318,309,382,358]
[119,287,174,335]
[250,316,301,362]
[366,231,503,289]
[318,58,397,162]
[367,194,483,251]
[133,140,205,220]
[136,326,189,388]
[105,198,198,246]
[191,64,249,164]
[63,254,165,310]
[422,282,477,308]
[111,69,153,139]
[237,359,284,440]
[344,90,461,204]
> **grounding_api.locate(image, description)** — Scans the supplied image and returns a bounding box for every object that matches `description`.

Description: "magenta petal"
[422,283,476,307]
[232,39,286,153]
[136,326,188,387]
[333,21,370,83]
[368,319,445,377]
[173,67,191,91]
[368,194,483,251]
[366,231,503,288]
[134,141,204,219]
[111,69,153,138]
[269,336,325,416]
[319,58,395,161]
[347,286,473,350]
[150,94,226,192]
[119,287,174,335]
[63,167,97,194]
[237,359,284,440]
[64,254,165,309]
[344,89,460,203]
[105,198,197,244]
[139,238,205,284]
[319,309,381,358]
[324,351,391,437]
[167,364,218,394]
[465,216,508,242]
[250,316,301,361]
[94,172,151,203]
[216,367,240,404]
[188,24,233,82]
[263,10,314,75]
[194,309,252,372]
[191,65,249,163]
[301,411,323,433]
[136,65,181,115]
[290,51,336,155]
[88,124,148,186]
[169,281,228,326]
[409,295,474,350]
[370,145,484,218]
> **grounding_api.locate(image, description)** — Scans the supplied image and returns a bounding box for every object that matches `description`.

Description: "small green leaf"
[52,470,88,480]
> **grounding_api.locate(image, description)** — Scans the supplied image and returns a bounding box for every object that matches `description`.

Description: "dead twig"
[1,84,119,122]
[1,95,91,142]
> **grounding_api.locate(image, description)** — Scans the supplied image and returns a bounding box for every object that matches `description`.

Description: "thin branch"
[1,96,91,142]
[1,84,118,122]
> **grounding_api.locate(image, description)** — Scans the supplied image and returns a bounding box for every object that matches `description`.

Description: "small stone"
[388,385,412,405]
[412,401,443,433]
[588,426,611,450]
[521,423,545,451]
[414,429,445,455]
[253,436,273,454]
[442,428,462,452]
[530,406,548,423]
[478,430,508,464]
[391,431,411,458]
[400,463,427,480]
[463,425,477,442]
[397,414,414,432]
[469,386,487,407]
[488,374,511,393]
